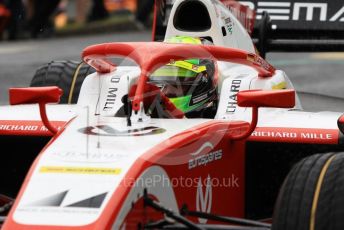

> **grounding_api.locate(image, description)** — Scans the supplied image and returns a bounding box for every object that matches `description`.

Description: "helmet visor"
[150,61,206,98]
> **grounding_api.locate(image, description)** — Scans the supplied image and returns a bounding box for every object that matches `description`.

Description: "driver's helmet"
[149,36,217,116]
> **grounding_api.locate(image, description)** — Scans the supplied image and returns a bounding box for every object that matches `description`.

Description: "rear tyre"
[30,60,95,103]
[272,152,344,230]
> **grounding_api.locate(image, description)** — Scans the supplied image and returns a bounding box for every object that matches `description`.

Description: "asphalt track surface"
[1,30,344,112]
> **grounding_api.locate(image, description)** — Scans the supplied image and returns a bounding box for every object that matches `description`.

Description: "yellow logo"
[40,166,122,175]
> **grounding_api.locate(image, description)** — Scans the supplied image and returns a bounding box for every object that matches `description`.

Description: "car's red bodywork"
[1,0,344,229]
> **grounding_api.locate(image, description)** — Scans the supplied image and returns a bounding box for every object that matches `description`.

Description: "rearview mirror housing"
[9,86,63,105]
[237,89,295,108]
[9,86,63,134]
[231,89,295,141]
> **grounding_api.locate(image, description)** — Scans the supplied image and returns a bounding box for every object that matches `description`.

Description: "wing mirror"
[237,89,295,108]
[9,86,63,134]
[231,89,295,140]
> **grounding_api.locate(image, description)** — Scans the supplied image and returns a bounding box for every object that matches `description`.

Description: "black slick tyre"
[272,152,344,230]
[30,60,95,103]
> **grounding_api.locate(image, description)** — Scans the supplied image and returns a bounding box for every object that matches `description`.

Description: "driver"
[149,36,218,118]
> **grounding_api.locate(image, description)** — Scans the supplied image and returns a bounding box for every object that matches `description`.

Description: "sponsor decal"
[247,53,274,72]
[191,142,214,156]
[196,175,212,224]
[240,1,344,23]
[221,0,255,34]
[15,190,109,225]
[51,151,128,163]
[16,206,99,217]
[66,193,106,208]
[252,131,332,139]
[0,120,65,136]
[0,124,38,131]
[103,76,121,111]
[249,127,339,144]
[79,125,166,136]
[190,88,216,106]
[271,81,287,90]
[192,93,208,105]
[226,80,241,114]
[251,131,297,138]
[189,142,223,170]
[39,166,122,175]
[29,190,69,207]
[224,17,234,34]
[17,190,107,216]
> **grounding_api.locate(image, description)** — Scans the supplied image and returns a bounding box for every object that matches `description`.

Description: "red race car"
[1,0,344,229]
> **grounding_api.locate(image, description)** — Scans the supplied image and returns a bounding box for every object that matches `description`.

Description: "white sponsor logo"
[196,175,212,224]
[191,142,214,156]
[251,131,333,140]
[0,125,38,131]
[51,151,128,163]
[189,142,223,169]
[240,1,344,22]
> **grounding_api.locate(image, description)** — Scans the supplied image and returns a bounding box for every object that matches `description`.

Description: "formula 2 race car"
[1,0,344,229]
